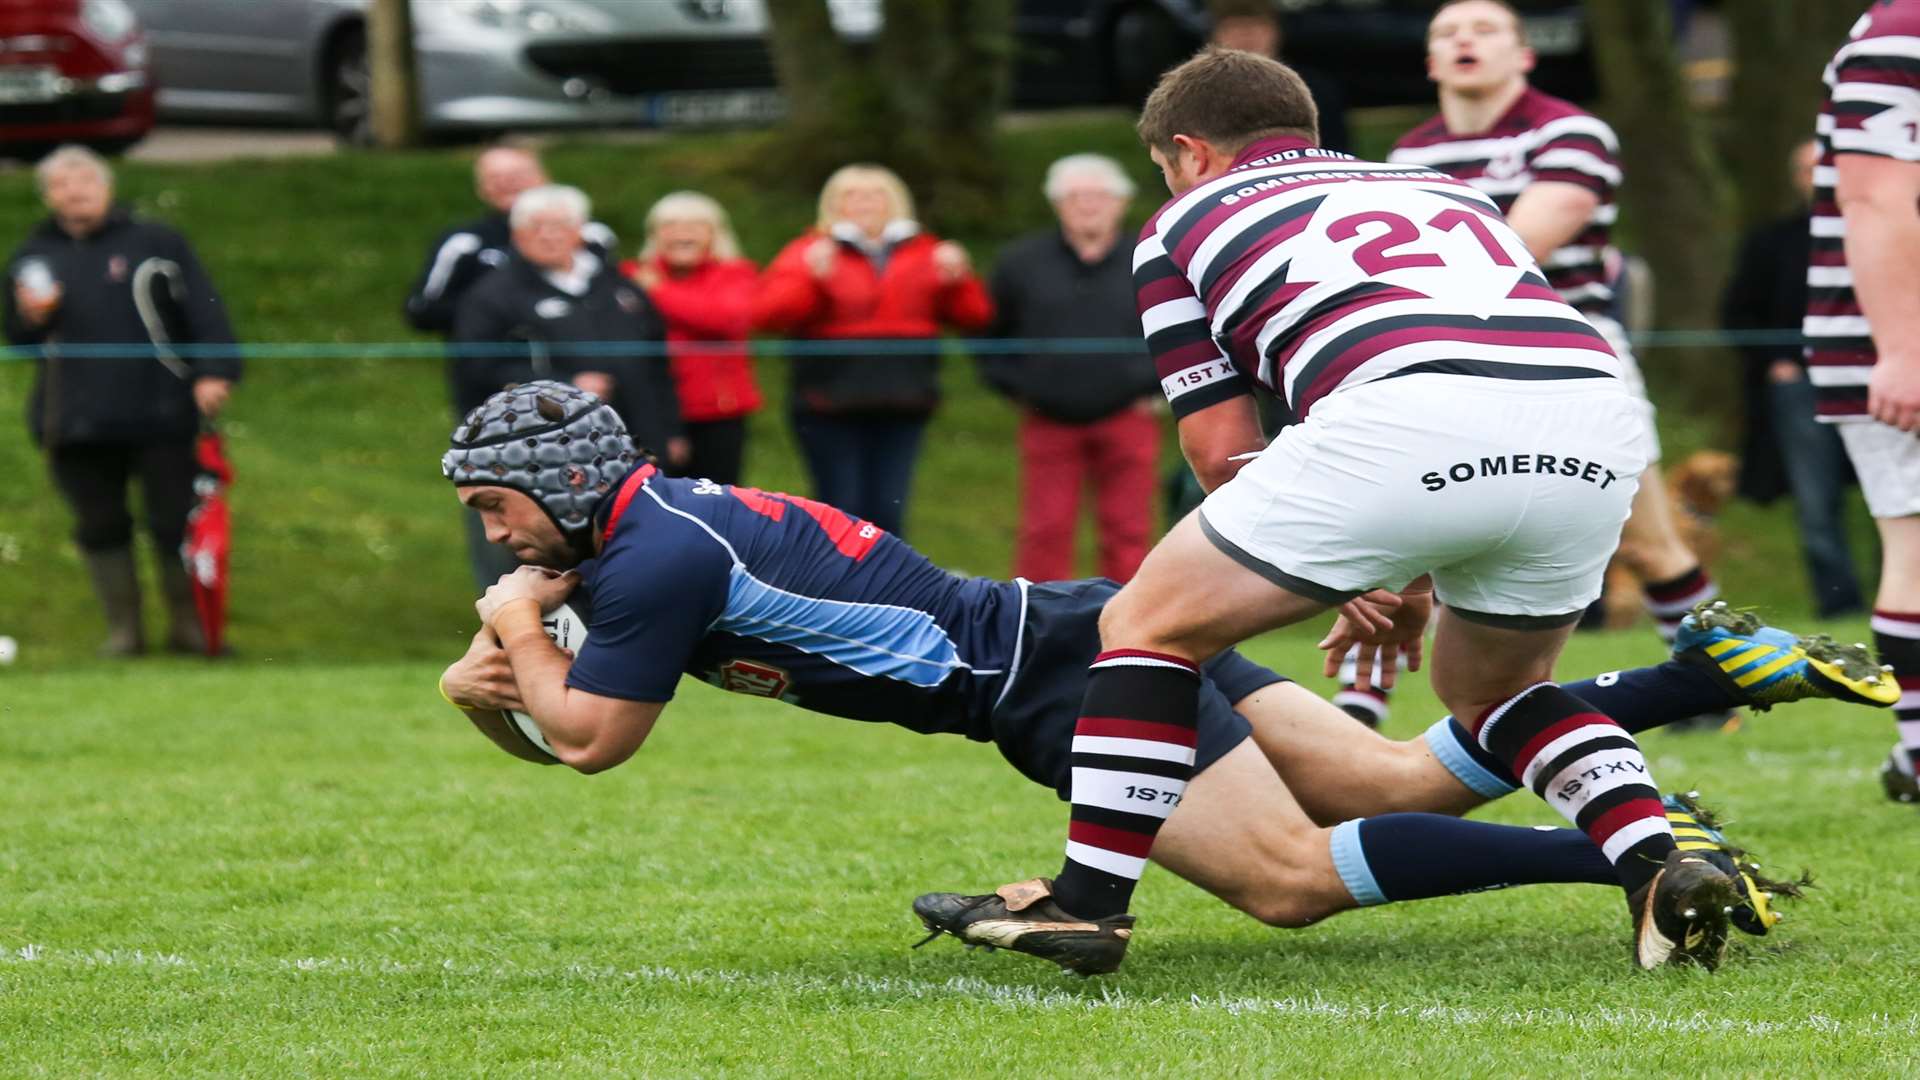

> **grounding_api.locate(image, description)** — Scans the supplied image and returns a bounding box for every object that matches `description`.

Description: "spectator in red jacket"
[752,164,992,537]
[625,191,762,485]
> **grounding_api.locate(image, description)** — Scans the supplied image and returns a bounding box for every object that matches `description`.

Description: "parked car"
[0,0,153,158]
[129,0,877,143]
[1010,0,1596,109]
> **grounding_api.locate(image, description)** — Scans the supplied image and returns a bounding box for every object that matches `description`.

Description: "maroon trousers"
[1014,406,1160,584]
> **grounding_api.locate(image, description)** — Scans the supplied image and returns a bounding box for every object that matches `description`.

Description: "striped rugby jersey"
[1388,88,1622,315]
[1136,135,1622,420]
[1805,0,1920,421]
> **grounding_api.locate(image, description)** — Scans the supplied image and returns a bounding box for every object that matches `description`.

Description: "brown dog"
[1601,450,1740,629]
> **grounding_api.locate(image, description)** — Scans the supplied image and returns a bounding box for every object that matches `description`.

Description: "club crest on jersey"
[716,658,791,698]
[1484,144,1528,181]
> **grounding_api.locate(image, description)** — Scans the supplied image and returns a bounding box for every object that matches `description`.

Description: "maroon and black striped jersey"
[1388,87,1621,316]
[1805,0,1920,421]
[1135,136,1622,421]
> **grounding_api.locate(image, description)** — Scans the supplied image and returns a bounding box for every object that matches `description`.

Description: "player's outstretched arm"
[481,567,665,774]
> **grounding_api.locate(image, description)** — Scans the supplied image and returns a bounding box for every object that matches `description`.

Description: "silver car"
[129,0,877,141]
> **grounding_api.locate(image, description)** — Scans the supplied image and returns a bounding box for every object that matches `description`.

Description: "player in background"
[438,383,1885,972]
[1806,0,1920,804]
[915,47,1755,974]
[1364,0,1723,729]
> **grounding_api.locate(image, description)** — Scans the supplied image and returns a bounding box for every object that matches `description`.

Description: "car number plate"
[0,64,59,105]
[647,88,786,128]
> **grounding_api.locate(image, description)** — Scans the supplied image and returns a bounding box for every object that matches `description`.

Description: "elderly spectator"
[3,145,241,656]
[1723,139,1865,617]
[404,145,616,414]
[405,147,616,590]
[983,154,1161,583]
[752,164,992,537]
[453,185,683,537]
[623,191,761,485]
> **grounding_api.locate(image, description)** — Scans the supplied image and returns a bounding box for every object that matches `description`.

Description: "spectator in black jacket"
[403,145,615,415]
[452,185,683,583]
[3,145,241,656]
[984,153,1163,583]
[1721,139,1864,617]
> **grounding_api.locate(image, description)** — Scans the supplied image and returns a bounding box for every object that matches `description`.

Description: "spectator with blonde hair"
[624,190,761,484]
[753,164,992,536]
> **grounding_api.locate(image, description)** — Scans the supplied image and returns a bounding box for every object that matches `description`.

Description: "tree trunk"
[763,0,1014,232]
[367,0,420,149]
[1722,1,1860,229]
[1585,0,1731,415]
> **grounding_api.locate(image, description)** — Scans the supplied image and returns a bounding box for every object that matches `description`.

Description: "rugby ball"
[462,603,586,765]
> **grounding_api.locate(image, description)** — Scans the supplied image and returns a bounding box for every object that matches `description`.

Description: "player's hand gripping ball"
[449,604,586,765]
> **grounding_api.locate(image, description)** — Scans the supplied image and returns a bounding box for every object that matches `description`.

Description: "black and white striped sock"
[1053,649,1201,920]
[1872,610,1920,774]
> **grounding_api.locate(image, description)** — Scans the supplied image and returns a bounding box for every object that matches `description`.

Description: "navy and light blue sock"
[1330,814,1616,906]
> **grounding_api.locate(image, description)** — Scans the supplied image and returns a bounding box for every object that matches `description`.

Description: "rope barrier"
[0,328,1815,363]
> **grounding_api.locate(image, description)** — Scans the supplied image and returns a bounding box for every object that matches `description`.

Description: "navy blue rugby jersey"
[565,466,1025,739]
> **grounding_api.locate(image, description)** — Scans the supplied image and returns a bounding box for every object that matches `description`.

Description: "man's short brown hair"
[1136,47,1318,160]
[1430,0,1530,45]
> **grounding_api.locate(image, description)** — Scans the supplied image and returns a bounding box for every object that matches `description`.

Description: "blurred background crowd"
[0,0,1884,676]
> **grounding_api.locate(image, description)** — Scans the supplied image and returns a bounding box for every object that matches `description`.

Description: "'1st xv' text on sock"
[1473,683,1675,895]
[1054,649,1202,920]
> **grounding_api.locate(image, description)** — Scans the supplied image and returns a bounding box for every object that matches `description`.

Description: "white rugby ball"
[503,603,587,761]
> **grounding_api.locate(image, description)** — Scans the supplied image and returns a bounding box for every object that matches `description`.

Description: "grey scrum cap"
[441,380,637,539]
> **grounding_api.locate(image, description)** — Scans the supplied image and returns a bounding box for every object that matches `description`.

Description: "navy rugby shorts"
[989,578,1288,800]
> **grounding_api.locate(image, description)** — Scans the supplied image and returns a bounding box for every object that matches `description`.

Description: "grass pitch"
[3,625,1916,1077]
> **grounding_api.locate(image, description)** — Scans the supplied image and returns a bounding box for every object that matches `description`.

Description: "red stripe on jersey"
[1201,215,1317,309]
[1076,716,1202,748]
[599,463,659,543]
[1264,286,1429,372]
[1291,324,1613,414]
[1068,819,1157,858]
[1136,272,1195,311]
[1507,281,1564,303]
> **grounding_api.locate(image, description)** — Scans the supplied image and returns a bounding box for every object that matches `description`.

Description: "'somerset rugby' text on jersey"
[1135,136,1621,420]
[1805,0,1920,421]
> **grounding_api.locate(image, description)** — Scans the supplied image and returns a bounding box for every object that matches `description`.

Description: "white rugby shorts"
[1587,313,1661,463]
[1197,374,1650,626]
[1838,420,1920,519]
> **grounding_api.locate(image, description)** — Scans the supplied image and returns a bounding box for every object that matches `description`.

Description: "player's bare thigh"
[1232,680,1485,824]
[1149,739,1355,927]
[1100,512,1329,662]
[1427,605,1577,720]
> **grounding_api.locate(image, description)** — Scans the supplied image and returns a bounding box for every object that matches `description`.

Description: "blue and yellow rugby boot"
[1674,601,1900,711]
[1663,792,1810,937]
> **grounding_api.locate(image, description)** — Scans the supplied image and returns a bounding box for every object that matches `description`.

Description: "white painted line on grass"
[7,943,1914,1040]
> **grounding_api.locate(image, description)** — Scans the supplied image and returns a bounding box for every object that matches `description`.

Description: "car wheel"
[1110,4,1189,105]
[327,25,373,146]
